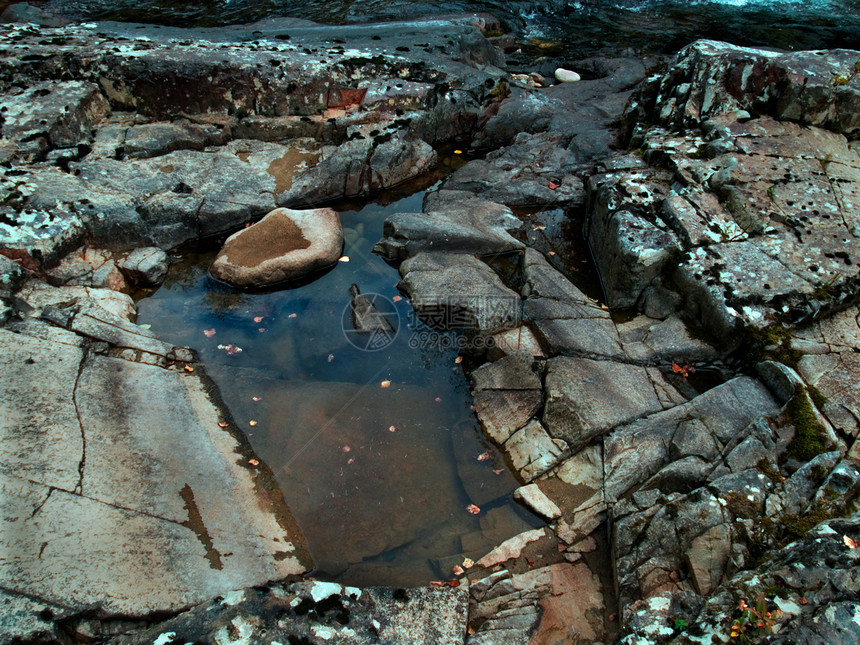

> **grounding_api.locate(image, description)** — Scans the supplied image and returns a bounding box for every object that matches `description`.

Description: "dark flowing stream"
[136,175,543,586]
[35,0,860,58]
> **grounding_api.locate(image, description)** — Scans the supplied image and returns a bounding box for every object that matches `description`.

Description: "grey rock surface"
[0,288,311,620]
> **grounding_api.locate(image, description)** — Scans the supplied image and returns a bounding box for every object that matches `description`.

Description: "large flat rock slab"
[0,324,310,618]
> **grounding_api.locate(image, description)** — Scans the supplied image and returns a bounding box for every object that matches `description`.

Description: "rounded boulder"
[210,207,343,288]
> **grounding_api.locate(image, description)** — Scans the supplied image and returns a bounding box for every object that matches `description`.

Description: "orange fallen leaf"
[800,598,808,605]
[381,380,391,388]
[389,425,398,433]
[672,361,696,378]
[248,458,259,466]
[467,626,476,636]
[476,451,492,462]
[253,316,263,323]
[448,579,460,587]
[342,445,351,453]
[435,397,442,403]
[844,535,858,549]
[339,256,350,263]
[249,420,257,426]
[493,468,503,475]
[455,356,463,364]
[347,458,355,465]
[184,365,194,372]
[548,251,556,256]
[218,421,229,428]
[429,581,445,587]
[454,149,462,155]
[203,328,216,337]
[288,313,297,319]
[548,181,559,190]
[452,565,464,575]
[466,504,481,515]
[252,396,261,402]
[392,295,402,302]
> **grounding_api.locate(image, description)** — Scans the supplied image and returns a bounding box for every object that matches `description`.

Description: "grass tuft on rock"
[785,393,828,462]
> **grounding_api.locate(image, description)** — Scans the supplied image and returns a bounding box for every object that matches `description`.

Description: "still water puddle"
[137,187,541,586]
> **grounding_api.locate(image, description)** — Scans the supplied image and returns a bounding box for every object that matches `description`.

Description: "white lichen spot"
[311,625,336,641]
[153,633,176,645]
[646,595,672,612]
[308,581,343,603]
[221,589,245,606]
[344,586,362,599]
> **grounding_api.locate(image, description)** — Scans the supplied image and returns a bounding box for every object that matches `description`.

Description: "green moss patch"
[785,393,828,462]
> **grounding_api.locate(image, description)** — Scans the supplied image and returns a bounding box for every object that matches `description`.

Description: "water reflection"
[137,187,541,586]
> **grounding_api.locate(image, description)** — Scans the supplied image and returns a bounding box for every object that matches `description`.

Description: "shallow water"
[136,182,542,586]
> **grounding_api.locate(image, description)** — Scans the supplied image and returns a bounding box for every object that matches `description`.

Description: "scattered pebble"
[554,67,580,82]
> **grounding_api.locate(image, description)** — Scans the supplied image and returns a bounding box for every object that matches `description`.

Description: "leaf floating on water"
[454,356,463,364]
[218,421,228,428]
[845,535,858,549]
[252,396,261,402]
[548,181,559,190]
[380,380,391,388]
[429,581,445,587]
[248,458,259,466]
[203,329,216,337]
[339,256,350,262]
[184,365,194,372]
[493,468,503,475]
[389,425,398,433]
[258,327,267,333]
[342,445,351,453]
[217,344,243,355]
[288,313,298,319]
[435,397,442,403]
[392,295,402,302]
[327,354,334,362]
[249,420,258,427]
[454,149,462,155]
[548,251,556,256]
[347,458,355,465]
[476,451,492,462]
[253,316,263,323]
[466,504,481,515]
[452,565,464,576]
